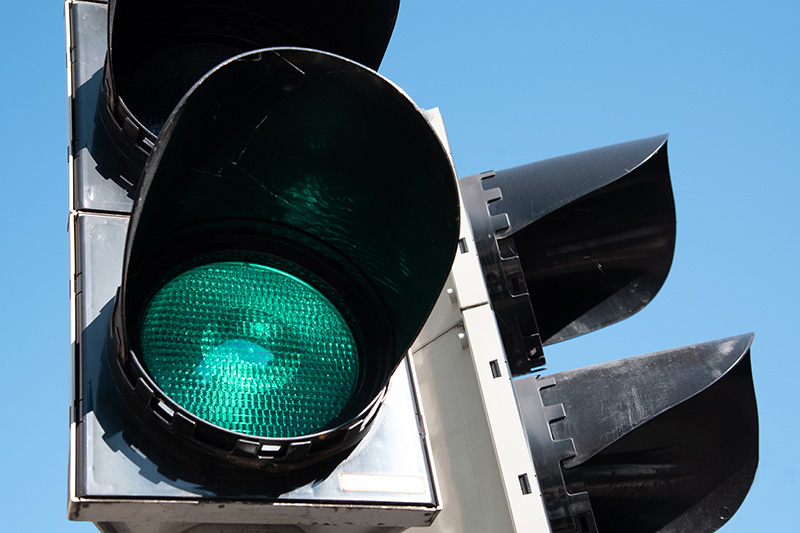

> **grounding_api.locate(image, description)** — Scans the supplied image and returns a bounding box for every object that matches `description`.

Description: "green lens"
[139,261,359,438]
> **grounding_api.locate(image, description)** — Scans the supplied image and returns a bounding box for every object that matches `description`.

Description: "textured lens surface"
[140,261,359,438]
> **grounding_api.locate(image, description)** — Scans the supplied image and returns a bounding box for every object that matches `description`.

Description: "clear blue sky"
[1,1,797,531]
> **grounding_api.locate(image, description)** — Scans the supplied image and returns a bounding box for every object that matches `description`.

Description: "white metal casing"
[405,111,550,533]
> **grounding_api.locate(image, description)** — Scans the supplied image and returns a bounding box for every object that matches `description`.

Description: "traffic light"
[68,0,459,530]
[108,44,461,477]
[67,1,758,532]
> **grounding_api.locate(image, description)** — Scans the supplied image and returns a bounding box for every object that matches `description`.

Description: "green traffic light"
[139,261,359,439]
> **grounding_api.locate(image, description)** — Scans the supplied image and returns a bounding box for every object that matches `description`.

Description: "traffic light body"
[67,1,455,530]
[67,1,758,532]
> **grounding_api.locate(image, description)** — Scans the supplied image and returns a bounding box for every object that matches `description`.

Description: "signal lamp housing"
[107,48,460,477]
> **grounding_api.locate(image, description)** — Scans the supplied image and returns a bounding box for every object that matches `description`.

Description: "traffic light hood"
[110,47,459,473]
[514,334,758,533]
[461,135,676,374]
[101,0,400,170]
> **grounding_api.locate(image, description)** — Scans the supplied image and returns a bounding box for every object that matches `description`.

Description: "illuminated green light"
[139,261,359,438]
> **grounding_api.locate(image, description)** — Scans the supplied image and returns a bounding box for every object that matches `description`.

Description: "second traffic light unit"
[458,135,757,532]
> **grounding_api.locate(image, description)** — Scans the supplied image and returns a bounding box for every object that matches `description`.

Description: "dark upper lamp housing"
[100,0,400,174]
